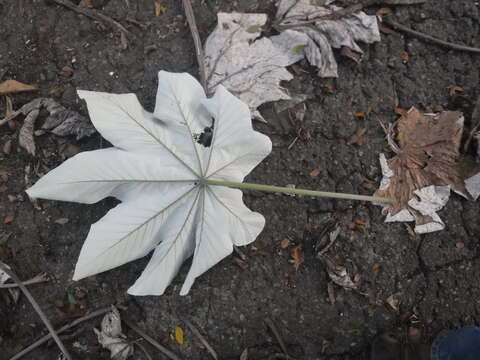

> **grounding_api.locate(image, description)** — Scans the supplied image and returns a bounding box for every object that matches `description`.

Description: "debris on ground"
[275,0,381,78]
[0,263,20,304]
[290,244,304,270]
[0,80,37,95]
[204,12,307,121]
[375,107,480,233]
[0,98,95,155]
[320,255,358,290]
[94,306,133,360]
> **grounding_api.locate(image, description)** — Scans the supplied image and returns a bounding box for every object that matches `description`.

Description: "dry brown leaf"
[375,107,480,233]
[3,140,12,154]
[372,263,381,271]
[4,216,15,224]
[386,294,399,311]
[455,242,465,249]
[321,255,357,290]
[0,80,36,95]
[290,245,304,270]
[448,85,463,96]
[309,168,321,177]
[353,112,367,118]
[395,107,407,116]
[154,2,167,16]
[280,239,290,249]
[78,0,92,7]
[360,179,375,190]
[347,128,367,146]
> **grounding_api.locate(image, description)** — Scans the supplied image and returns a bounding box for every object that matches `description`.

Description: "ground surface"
[1,0,480,359]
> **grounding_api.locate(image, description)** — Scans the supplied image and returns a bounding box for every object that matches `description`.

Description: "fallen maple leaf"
[26,71,272,295]
[0,80,36,95]
[375,107,480,233]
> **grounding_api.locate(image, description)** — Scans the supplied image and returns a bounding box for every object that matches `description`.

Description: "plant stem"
[204,179,394,204]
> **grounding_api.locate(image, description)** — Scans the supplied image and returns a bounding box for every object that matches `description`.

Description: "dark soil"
[1,0,480,359]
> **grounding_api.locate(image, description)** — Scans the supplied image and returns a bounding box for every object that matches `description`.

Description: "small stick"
[135,341,153,360]
[182,0,207,91]
[264,318,289,356]
[384,18,480,54]
[10,306,111,360]
[52,0,133,37]
[0,261,72,360]
[183,319,218,359]
[121,317,181,360]
[0,272,48,289]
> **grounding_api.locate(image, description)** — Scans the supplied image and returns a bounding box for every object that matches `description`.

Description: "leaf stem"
[204,179,394,204]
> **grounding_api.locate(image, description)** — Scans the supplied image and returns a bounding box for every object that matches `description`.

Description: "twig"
[0,261,72,360]
[264,318,289,356]
[0,272,48,289]
[182,0,207,91]
[383,18,480,54]
[464,95,480,152]
[121,317,181,360]
[10,306,111,360]
[183,319,218,359]
[52,0,133,38]
[135,341,153,360]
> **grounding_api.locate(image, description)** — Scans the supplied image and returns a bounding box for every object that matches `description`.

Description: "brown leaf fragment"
[309,168,321,177]
[280,239,290,249]
[78,0,92,7]
[3,140,12,154]
[154,2,167,16]
[360,179,375,190]
[4,216,15,224]
[455,242,465,249]
[375,107,480,233]
[290,245,304,270]
[321,255,357,290]
[386,294,399,311]
[372,263,381,271]
[340,46,362,63]
[448,86,463,96]
[240,348,248,360]
[0,80,36,95]
[347,128,367,146]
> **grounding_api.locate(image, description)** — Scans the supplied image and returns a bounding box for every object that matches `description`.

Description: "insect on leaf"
[26,71,272,295]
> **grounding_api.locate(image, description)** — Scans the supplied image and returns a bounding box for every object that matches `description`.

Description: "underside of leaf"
[27,71,272,295]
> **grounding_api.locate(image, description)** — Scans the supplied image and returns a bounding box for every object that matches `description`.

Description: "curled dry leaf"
[0,80,36,95]
[320,255,357,290]
[276,0,381,78]
[291,244,304,270]
[94,306,133,360]
[375,108,480,233]
[26,71,272,296]
[204,13,307,121]
[0,263,20,304]
[3,98,95,155]
[386,294,400,311]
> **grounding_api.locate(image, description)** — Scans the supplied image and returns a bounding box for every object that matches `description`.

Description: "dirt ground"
[1,0,480,359]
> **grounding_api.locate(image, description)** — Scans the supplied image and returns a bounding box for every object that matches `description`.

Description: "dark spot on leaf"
[194,118,215,147]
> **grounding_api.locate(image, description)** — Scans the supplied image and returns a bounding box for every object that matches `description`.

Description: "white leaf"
[27,71,272,295]
[204,13,307,121]
[275,0,381,77]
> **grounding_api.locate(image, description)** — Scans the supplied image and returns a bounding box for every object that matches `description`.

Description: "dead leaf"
[54,218,69,225]
[375,107,480,233]
[175,326,184,345]
[154,2,167,16]
[280,239,290,249]
[360,179,375,190]
[309,168,321,177]
[4,98,95,155]
[353,112,367,118]
[0,263,20,304]
[94,306,133,360]
[276,0,380,78]
[347,128,367,146]
[448,85,463,96]
[3,140,12,154]
[4,216,15,224]
[372,263,381,271]
[386,294,400,311]
[353,274,362,283]
[204,13,307,121]
[400,51,410,64]
[455,242,465,249]
[78,0,92,7]
[395,107,408,116]
[240,348,249,360]
[290,245,304,270]
[0,80,36,95]
[321,255,357,290]
[59,66,74,78]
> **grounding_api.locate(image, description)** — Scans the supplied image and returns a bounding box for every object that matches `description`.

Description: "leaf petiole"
[204,179,394,204]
